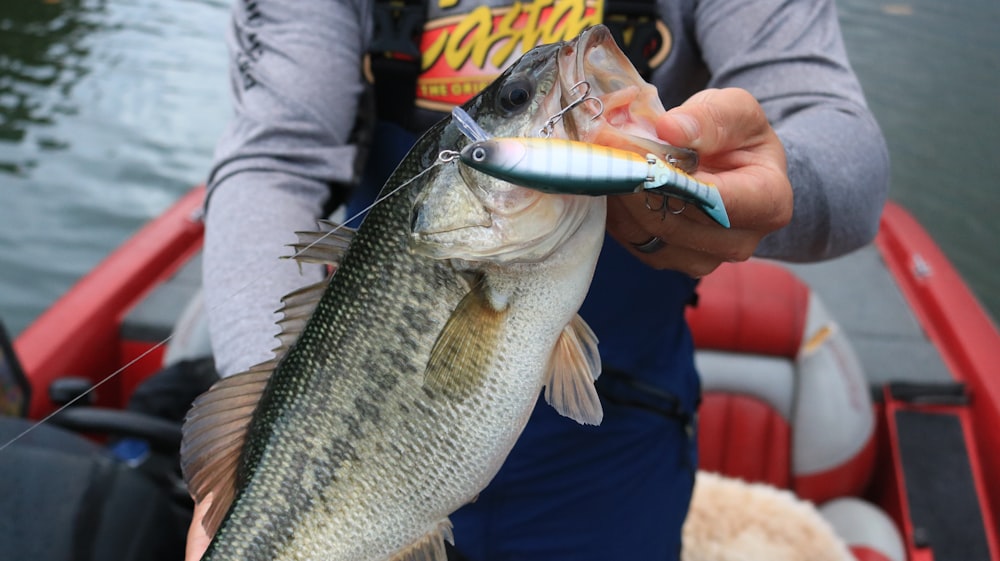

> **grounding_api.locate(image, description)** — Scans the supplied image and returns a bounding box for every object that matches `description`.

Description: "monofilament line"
[0,162,439,452]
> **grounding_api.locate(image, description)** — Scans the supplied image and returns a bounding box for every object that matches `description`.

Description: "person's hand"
[185,494,213,561]
[606,87,793,277]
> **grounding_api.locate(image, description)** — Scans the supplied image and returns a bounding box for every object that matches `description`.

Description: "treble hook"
[539,80,605,137]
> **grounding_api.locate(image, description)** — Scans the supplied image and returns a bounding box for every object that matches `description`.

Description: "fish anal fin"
[424,286,506,400]
[543,314,604,425]
[180,366,272,536]
[388,519,455,561]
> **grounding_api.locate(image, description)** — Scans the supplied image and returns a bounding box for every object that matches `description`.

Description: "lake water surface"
[1,0,997,338]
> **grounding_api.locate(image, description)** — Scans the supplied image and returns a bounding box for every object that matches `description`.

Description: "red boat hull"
[15,186,205,418]
[12,187,1000,560]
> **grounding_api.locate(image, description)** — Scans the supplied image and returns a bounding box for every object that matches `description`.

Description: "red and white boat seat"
[686,260,902,560]
[820,497,907,561]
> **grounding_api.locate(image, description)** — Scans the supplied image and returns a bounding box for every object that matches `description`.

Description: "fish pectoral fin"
[180,363,273,535]
[389,519,455,561]
[543,314,604,425]
[284,219,356,267]
[424,285,506,400]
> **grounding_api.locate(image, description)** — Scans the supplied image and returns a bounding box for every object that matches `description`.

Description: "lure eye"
[497,78,534,115]
[471,146,488,162]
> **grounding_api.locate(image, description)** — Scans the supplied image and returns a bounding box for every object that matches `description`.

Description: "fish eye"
[497,78,534,115]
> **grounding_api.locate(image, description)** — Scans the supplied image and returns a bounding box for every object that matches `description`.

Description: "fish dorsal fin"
[388,519,454,561]
[271,278,330,353]
[543,314,604,425]
[180,363,274,535]
[424,285,507,400]
[285,220,355,266]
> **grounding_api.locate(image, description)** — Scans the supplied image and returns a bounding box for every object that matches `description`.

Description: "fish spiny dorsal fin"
[270,277,330,354]
[180,363,273,535]
[543,314,604,425]
[284,220,355,267]
[388,519,454,561]
[424,285,507,400]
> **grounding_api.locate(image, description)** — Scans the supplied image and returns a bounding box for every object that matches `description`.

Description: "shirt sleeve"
[203,0,371,377]
[693,0,890,261]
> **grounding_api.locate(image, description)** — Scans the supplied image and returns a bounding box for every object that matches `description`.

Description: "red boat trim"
[12,190,999,560]
[876,201,1000,557]
[14,186,206,419]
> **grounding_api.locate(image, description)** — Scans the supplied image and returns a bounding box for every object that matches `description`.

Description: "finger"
[656,88,773,160]
[658,91,791,232]
[606,194,656,247]
[186,495,214,561]
[610,193,758,259]
[607,223,726,277]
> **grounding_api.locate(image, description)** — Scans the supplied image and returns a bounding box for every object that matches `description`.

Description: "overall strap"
[365,0,663,126]
[602,0,663,79]
[367,0,427,129]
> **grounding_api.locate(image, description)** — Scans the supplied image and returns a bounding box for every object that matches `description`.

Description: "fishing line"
[2,97,577,452]
[0,337,174,453]
[2,108,509,452]
[0,158,445,453]
[1,7,389,455]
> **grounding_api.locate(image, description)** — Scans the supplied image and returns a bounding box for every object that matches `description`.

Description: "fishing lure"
[458,136,730,228]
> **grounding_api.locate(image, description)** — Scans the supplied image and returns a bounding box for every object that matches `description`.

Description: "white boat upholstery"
[689,260,903,561]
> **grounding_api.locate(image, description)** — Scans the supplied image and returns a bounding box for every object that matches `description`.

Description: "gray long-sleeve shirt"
[203,0,889,377]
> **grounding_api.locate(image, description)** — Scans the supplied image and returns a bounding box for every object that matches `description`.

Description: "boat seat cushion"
[696,352,794,489]
[689,261,876,504]
[698,392,792,488]
[0,418,187,561]
[820,497,907,561]
[686,260,809,359]
[688,260,905,561]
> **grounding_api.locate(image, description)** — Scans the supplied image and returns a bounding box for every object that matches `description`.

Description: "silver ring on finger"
[632,236,666,254]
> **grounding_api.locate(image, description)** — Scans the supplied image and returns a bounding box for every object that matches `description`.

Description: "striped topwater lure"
[458,136,730,228]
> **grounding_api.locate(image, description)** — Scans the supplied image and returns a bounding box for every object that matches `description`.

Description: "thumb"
[657,106,703,149]
[656,88,722,150]
[656,88,762,155]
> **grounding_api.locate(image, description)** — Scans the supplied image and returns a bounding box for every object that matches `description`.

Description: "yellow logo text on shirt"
[416,0,603,109]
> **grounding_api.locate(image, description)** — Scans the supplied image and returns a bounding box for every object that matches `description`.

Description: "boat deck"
[788,245,954,387]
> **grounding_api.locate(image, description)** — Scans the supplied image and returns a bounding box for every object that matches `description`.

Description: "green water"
[0,0,229,336]
[0,0,997,338]
[837,0,1000,322]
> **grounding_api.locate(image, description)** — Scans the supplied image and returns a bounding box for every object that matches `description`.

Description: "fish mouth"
[556,26,697,171]
[413,28,673,265]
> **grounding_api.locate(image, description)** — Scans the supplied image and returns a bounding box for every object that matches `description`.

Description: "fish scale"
[181,25,656,561]
[200,127,498,560]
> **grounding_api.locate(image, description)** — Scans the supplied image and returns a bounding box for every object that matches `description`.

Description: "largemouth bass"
[181,25,671,561]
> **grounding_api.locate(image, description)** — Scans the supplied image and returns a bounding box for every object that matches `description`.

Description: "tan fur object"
[682,471,854,561]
